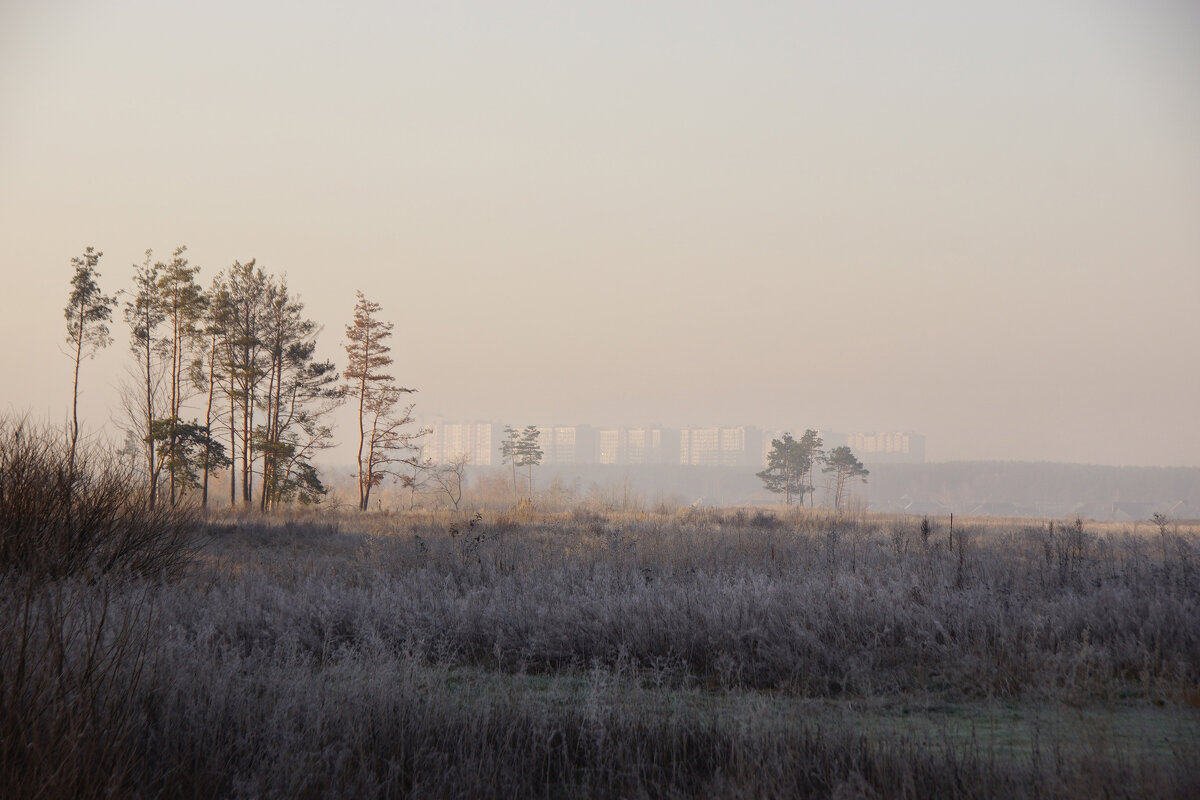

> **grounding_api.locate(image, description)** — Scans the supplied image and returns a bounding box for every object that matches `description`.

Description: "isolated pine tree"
[823,446,869,511]
[517,425,543,501]
[500,425,521,493]
[757,432,805,505]
[64,246,116,471]
[343,291,416,511]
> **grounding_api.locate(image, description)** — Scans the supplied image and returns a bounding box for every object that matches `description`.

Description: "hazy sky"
[1,1,1197,466]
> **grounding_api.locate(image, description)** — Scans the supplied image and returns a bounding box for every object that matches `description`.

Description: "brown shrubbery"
[0,420,196,578]
[0,419,196,798]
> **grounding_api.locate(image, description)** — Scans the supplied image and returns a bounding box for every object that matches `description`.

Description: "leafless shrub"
[0,420,197,579]
[0,576,158,798]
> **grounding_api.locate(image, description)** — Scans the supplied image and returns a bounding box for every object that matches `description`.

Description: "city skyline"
[418,418,926,469]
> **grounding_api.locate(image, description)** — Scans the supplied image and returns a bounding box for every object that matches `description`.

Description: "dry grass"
[194,507,1200,702]
[3,489,1199,797]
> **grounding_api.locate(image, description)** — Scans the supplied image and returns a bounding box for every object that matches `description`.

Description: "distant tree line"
[757,429,869,510]
[63,245,430,511]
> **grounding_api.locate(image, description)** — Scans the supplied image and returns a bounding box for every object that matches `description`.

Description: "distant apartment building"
[596,427,681,465]
[680,426,764,467]
[421,420,501,466]
[535,425,598,464]
[424,419,922,468]
[844,432,926,463]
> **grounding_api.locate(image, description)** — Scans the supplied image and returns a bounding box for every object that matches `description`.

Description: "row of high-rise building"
[843,431,926,463]
[419,420,926,468]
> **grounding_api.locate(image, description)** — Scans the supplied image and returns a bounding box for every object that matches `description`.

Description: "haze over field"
[1,1,1197,466]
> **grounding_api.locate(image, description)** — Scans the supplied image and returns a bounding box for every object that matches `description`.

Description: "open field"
[4,490,1200,798]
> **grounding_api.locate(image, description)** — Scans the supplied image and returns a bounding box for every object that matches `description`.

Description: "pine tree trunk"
[144,326,157,509]
[169,310,179,507]
[68,302,83,476]
[201,334,216,509]
[260,352,276,513]
[229,372,237,507]
[355,351,368,512]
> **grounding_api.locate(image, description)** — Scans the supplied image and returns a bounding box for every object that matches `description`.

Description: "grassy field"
[4,458,1200,798]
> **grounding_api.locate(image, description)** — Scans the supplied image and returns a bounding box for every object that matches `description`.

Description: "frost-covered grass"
[3,506,1199,798]
[193,508,1200,700]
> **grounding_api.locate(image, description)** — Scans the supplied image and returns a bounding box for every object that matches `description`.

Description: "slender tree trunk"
[68,302,83,475]
[260,352,275,513]
[144,324,157,509]
[243,395,254,505]
[169,308,178,507]
[229,371,237,507]
[239,332,251,505]
[269,341,284,509]
[361,418,375,512]
[241,393,249,503]
[355,350,368,511]
[201,334,217,509]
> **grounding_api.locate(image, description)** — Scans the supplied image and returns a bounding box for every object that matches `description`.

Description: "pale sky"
[1,0,1197,466]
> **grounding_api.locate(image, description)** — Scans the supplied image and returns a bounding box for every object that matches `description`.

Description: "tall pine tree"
[343,291,416,511]
[64,246,116,472]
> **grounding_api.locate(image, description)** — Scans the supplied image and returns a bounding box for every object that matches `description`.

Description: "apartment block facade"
[421,420,502,466]
[422,421,921,468]
[844,431,926,463]
[679,426,764,467]
[535,425,598,464]
[595,427,681,465]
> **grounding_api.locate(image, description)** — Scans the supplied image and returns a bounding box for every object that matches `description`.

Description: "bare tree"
[400,456,437,510]
[343,292,415,511]
[432,452,470,510]
[64,246,116,472]
[358,390,424,511]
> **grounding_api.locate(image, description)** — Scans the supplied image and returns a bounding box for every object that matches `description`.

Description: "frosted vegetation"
[2,424,1199,798]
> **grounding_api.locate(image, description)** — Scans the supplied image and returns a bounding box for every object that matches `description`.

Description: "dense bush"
[0,419,197,797]
[0,420,196,578]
